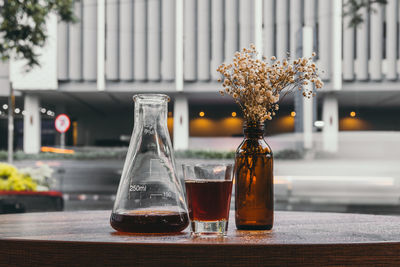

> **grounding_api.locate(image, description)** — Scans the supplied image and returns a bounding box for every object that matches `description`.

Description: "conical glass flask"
[110,94,189,233]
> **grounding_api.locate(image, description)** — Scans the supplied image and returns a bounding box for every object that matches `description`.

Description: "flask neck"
[243,122,265,139]
[134,94,168,127]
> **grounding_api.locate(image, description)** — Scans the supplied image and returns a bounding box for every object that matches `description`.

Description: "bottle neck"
[243,122,265,138]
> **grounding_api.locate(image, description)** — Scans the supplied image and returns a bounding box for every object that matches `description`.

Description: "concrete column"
[23,95,41,154]
[239,0,254,48]
[184,0,196,81]
[176,0,183,91]
[318,0,331,80]
[225,0,238,60]
[293,0,304,133]
[83,0,97,81]
[356,5,368,80]
[343,3,355,80]
[254,0,263,56]
[302,27,313,150]
[370,2,383,81]
[304,0,315,27]
[290,0,302,58]
[322,94,339,153]
[173,95,189,150]
[332,0,342,90]
[161,0,175,81]
[211,0,224,80]
[105,0,119,80]
[197,0,210,81]
[119,0,133,80]
[321,0,341,153]
[386,0,398,80]
[69,1,82,80]
[263,0,274,57]
[0,62,9,96]
[276,0,288,59]
[57,22,69,80]
[97,0,105,90]
[147,0,161,81]
[133,0,147,81]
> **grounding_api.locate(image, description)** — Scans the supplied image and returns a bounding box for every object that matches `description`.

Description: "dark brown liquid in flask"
[110,210,189,233]
[235,123,273,230]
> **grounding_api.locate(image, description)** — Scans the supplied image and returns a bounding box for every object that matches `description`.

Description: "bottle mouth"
[243,121,265,135]
[133,94,170,104]
[244,121,265,128]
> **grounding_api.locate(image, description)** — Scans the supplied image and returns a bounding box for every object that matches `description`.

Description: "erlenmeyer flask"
[110,94,189,233]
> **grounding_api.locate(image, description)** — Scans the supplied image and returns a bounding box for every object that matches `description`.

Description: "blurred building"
[0,0,400,153]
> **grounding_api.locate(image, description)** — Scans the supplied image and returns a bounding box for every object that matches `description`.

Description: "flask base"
[110,210,189,233]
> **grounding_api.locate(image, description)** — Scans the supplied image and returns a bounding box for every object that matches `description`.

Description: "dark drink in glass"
[185,180,233,221]
[183,164,233,236]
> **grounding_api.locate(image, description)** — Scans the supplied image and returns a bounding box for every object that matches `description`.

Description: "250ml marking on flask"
[130,184,147,192]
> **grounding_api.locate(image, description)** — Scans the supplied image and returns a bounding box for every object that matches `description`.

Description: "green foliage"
[175,149,304,160]
[0,148,304,161]
[0,150,128,160]
[175,150,236,160]
[344,0,387,28]
[0,0,76,67]
[274,149,303,160]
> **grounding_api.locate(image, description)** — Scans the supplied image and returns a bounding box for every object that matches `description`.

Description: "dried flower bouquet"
[217,44,323,123]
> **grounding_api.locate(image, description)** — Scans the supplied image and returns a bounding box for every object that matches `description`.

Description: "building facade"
[0,0,400,153]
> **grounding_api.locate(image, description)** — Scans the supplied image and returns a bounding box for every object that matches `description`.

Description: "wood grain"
[1,210,400,266]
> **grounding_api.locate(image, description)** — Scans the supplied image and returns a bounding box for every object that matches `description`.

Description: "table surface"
[1,210,400,266]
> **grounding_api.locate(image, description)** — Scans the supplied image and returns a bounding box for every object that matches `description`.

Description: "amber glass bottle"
[235,122,273,230]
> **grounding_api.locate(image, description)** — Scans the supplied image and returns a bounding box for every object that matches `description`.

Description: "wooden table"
[1,210,400,266]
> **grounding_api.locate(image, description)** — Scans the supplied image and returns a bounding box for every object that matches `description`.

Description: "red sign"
[55,114,71,133]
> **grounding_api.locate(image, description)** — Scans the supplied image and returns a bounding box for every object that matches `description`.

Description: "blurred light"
[0,111,2,115]
[22,110,26,115]
[291,111,296,117]
[47,110,52,116]
[220,117,243,135]
[190,118,215,136]
[231,112,237,117]
[199,111,205,117]
[350,111,356,117]
[2,104,8,110]
[314,121,324,128]
[41,146,75,154]
[276,116,295,131]
[340,117,370,130]
[72,121,78,146]
[40,108,46,113]
[15,108,20,114]
[167,117,174,134]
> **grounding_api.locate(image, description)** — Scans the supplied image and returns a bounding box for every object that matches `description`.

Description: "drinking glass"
[183,164,233,236]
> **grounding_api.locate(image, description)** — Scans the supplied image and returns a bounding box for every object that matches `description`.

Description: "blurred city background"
[1,0,400,214]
